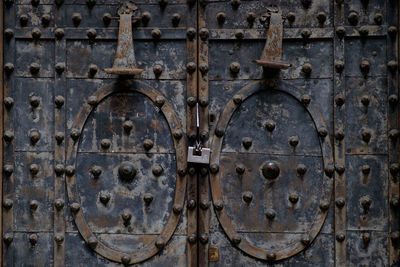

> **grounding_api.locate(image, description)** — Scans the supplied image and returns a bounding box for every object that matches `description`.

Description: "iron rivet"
[301,29,311,39]
[55,95,65,108]
[186,62,197,74]
[335,61,344,72]
[122,120,133,134]
[55,235,64,245]
[230,62,241,74]
[236,163,245,175]
[121,255,131,265]
[187,27,196,40]
[200,131,209,140]
[215,128,224,138]
[102,13,112,26]
[286,12,296,24]
[31,27,42,40]
[87,237,98,249]
[54,199,64,211]
[3,234,13,245]
[199,28,209,41]
[178,167,187,177]
[87,28,97,40]
[319,201,329,211]
[187,199,196,210]
[335,197,345,208]
[232,235,241,245]
[90,165,102,178]
[20,14,29,26]
[335,95,345,106]
[29,234,38,246]
[388,26,397,38]
[173,129,183,140]
[54,164,64,176]
[361,165,370,175]
[171,13,181,27]
[390,197,399,207]
[199,234,209,244]
[335,130,344,141]
[3,199,13,210]
[297,164,307,176]
[289,194,299,204]
[265,209,276,219]
[336,233,345,242]
[4,97,14,109]
[30,63,40,75]
[143,194,153,205]
[390,163,400,175]
[361,95,370,106]
[301,0,312,8]
[86,0,96,8]
[200,167,208,176]
[242,137,252,149]
[335,164,345,174]
[242,192,253,203]
[199,96,209,107]
[216,12,226,24]
[29,130,40,144]
[3,130,14,142]
[118,162,137,182]
[4,63,14,75]
[29,96,40,108]
[29,164,39,176]
[266,253,276,261]
[360,196,372,210]
[55,28,64,39]
[153,65,163,76]
[188,234,197,244]
[100,139,111,149]
[362,233,371,247]
[173,204,183,215]
[85,96,98,107]
[388,61,398,73]
[42,14,51,26]
[391,232,400,242]
[65,165,75,176]
[200,200,209,210]
[301,236,311,246]
[70,128,80,141]
[318,127,328,138]
[55,132,64,144]
[209,163,219,174]
[155,96,166,108]
[121,211,132,223]
[230,0,240,9]
[199,63,209,74]
[142,12,151,25]
[389,129,400,140]
[348,12,358,25]
[302,63,312,76]
[374,13,383,25]
[361,129,372,143]
[214,200,224,211]
[317,12,326,24]
[152,28,162,39]
[360,60,370,76]
[233,95,242,105]
[235,29,244,39]
[188,167,196,176]
[3,165,13,176]
[324,164,335,177]
[55,62,65,74]
[159,0,168,8]
[188,131,197,141]
[88,64,98,77]
[99,192,110,205]
[155,237,164,249]
[187,96,196,107]
[262,162,280,180]
[72,13,82,27]
[30,200,39,210]
[265,120,276,132]
[152,164,163,176]
[289,136,299,147]
[143,139,154,151]
[359,26,369,37]
[301,94,311,106]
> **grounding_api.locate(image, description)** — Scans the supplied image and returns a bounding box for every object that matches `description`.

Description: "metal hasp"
[104,1,143,75]
[254,7,291,70]
[187,147,211,164]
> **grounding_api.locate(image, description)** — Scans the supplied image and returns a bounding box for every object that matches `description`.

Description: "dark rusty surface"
[1,0,399,266]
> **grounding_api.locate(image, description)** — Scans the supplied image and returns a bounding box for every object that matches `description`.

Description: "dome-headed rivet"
[90,165,102,178]
[54,199,65,211]
[217,12,226,24]
[187,234,197,244]
[30,200,39,210]
[242,137,252,149]
[324,164,335,177]
[54,164,64,176]
[199,234,209,244]
[362,233,371,247]
[55,28,64,39]
[187,96,196,107]
[233,94,242,105]
[152,164,163,176]
[29,95,40,108]
[65,165,75,176]
[335,164,345,174]
[186,62,196,74]
[200,200,209,210]
[70,128,80,141]
[335,197,345,208]
[4,63,14,75]
[187,27,196,40]
[302,63,312,76]
[29,130,40,145]
[121,211,132,223]
[301,94,311,106]
[102,13,112,26]
[301,0,312,9]
[121,255,131,265]
[289,136,299,147]
[30,62,40,75]
[141,11,151,25]
[214,200,224,211]
[235,29,244,39]
[301,236,311,246]
[87,95,98,106]
[359,26,369,37]
[153,64,163,76]
[388,61,398,73]
[230,62,241,74]
[20,14,29,27]
[42,14,51,26]
[289,194,299,204]
[200,130,209,140]
[335,130,345,141]
[55,62,65,74]
[287,12,296,24]
[388,26,397,38]
[173,204,183,215]
[301,29,311,39]
[123,120,133,133]
[87,236,98,249]
[173,129,183,140]
[391,231,400,242]
[54,235,64,245]
[318,127,328,137]
[88,64,98,77]
[230,0,240,9]
[55,132,64,144]
[3,130,14,142]
[266,252,276,261]
[72,13,82,27]
[232,235,241,245]
[143,193,153,205]
[29,234,38,246]
[3,233,13,245]
[3,165,13,176]
[390,163,400,176]
[335,95,345,106]
[70,203,81,214]
[389,129,400,140]
[336,233,345,242]
[297,164,307,176]
[265,120,276,132]
[4,97,14,109]
[200,167,208,177]
[188,167,196,176]
[215,127,224,138]
[86,0,96,8]
[361,165,370,175]
[335,61,344,72]
[319,201,329,211]
[360,195,372,210]
[374,13,383,25]
[199,96,209,107]
[4,28,13,40]
[266,209,276,219]
[152,28,162,39]
[143,139,154,151]
[209,163,219,174]
[242,191,253,203]
[29,164,39,176]
[55,95,65,108]
[390,197,399,208]
[155,237,165,249]
[317,12,326,24]
[3,199,13,210]
[158,0,168,8]
[348,12,358,26]
[155,95,165,107]
[99,192,110,205]
[360,60,370,76]
[118,162,137,182]
[235,163,245,175]
[178,167,187,177]
[31,27,42,40]
[187,199,196,210]
[361,129,372,143]
[262,162,280,180]
[171,13,181,27]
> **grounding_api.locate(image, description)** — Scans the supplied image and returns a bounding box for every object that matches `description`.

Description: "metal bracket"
[104,1,143,75]
[254,7,292,70]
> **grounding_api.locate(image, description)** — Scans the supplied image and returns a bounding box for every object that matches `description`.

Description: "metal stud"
[324,164,335,177]
[289,136,299,147]
[230,0,240,9]
[155,237,165,249]
[29,234,38,246]
[335,61,344,73]
[301,94,311,106]
[265,120,276,132]
[187,199,196,210]
[361,95,370,106]
[178,167,187,177]
[360,60,370,76]
[199,234,209,244]
[348,12,358,26]
[54,235,64,245]
[20,14,29,27]
[297,164,307,176]
[142,12,151,25]
[187,234,197,244]
[173,204,183,215]
[100,139,111,149]
[289,194,299,204]
[4,0,14,7]
[209,163,219,174]
[199,96,209,107]
[152,28,162,39]
[55,28,64,39]
[152,164,163,176]
[335,130,345,141]
[65,165,75,176]
[232,235,241,245]
[200,200,209,210]
[3,130,14,142]
[187,27,196,40]
[389,129,400,140]
[153,65,163,76]
[187,131,196,141]
[87,236,98,249]
[265,209,276,220]
[55,132,64,144]
[30,164,39,176]
[121,211,132,224]
[301,236,311,246]
[30,200,39,211]
[390,197,399,208]
[158,0,168,8]
[88,64,98,77]
[230,62,240,74]
[301,29,311,39]
[318,127,328,138]
[70,128,81,141]
[143,139,154,151]
[242,192,253,203]
[335,95,345,106]
[360,195,372,210]
[214,200,224,211]
[374,13,383,25]
[242,137,252,149]
[55,62,65,74]
[143,193,153,205]
[359,26,369,37]
[171,13,181,27]
[335,164,345,174]
[30,63,40,75]
[215,127,224,138]
[186,62,196,74]
[188,167,196,176]
[301,0,312,9]
[173,129,183,140]
[317,12,326,24]
[388,61,398,73]
[55,95,65,108]
[262,162,280,180]
[72,13,82,27]
[319,201,329,211]
[362,233,371,248]
[361,129,372,143]
[200,167,208,177]
[4,63,14,75]
[102,13,112,26]
[29,130,40,145]
[232,94,242,105]
[29,95,40,108]
[361,165,370,175]
[302,63,312,76]
[336,232,345,242]
[118,162,137,182]
[266,253,276,261]
[388,26,397,38]
[87,28,97,41]
[390,163,400,176]
[3,233,13,246]
[86,0,96,8]
[335,197,345,208]
[391,232,400,242]
[42,14,51,27]
[287,12,296,24]
[32,27,42,40]
[235,29,244,39]
[236,163,245,175]
[3,199,13,210]
[99,192,110,205]
[3,165,13,176]
[54,199,64,211]
[4,97,14,110]
[54,164,64,176]
[247,12,256,25]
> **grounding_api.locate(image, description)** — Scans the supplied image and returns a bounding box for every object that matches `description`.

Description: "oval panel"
[66,81,186,264]
[210,80,333,261]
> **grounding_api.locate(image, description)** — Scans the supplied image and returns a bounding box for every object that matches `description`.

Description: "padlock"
[187,146,210,164]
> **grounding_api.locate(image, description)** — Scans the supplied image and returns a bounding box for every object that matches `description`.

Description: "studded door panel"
[198,0,399,267]
[3,0,197,266]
